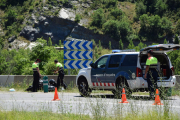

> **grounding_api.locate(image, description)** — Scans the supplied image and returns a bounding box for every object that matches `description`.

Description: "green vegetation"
[75,14,81,23]
[0,109,179,120]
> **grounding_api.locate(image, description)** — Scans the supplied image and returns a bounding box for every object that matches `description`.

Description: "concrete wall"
[0,75,76,87]
[1,75,180,87]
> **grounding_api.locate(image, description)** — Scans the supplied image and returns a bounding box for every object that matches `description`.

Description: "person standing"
[144,49,158,98]
[54,60,65,90]
[32,59,41,92]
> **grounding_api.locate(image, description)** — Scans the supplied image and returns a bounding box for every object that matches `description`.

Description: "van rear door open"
[140,44,180,54]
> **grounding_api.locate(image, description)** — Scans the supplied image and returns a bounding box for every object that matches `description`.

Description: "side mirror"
[90,63,96,68]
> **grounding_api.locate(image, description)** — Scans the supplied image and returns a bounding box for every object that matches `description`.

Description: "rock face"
[20,15,119,48]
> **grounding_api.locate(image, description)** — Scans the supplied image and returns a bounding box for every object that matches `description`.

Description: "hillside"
[0,0,180,49]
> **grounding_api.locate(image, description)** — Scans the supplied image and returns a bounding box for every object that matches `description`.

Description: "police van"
[76,44,180,97]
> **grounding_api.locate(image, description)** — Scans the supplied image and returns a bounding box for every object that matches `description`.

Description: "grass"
[0,110,179,120]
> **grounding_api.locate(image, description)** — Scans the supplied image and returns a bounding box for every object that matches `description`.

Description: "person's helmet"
[36,59,41,62]
[147,49,153,54]
[49,79,56,86]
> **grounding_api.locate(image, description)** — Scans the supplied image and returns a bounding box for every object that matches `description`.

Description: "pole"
[68,69,70,75]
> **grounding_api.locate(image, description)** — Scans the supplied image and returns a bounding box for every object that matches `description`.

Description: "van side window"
[122,55,137,66]
[96,56,108,68]
[108,55,123,68]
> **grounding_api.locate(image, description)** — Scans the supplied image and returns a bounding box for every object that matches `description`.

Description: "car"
[76,44,180,98]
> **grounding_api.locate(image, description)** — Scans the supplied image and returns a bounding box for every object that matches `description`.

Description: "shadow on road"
[75,94,176,101]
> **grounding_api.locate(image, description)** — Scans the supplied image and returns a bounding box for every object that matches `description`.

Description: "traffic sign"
[64,51,93,59]
[64,60,92,69]
[64,41,93,50]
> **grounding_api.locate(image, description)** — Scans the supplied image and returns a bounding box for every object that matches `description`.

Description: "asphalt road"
[0,92,180,116]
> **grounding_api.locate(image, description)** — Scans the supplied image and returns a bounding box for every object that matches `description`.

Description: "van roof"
[104,52,139,56]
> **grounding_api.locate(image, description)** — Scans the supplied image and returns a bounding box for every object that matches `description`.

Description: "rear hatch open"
[139,44,180,80]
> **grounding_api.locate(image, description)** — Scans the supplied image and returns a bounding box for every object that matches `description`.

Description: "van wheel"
[78,78,91,97]
[115,78,132,98]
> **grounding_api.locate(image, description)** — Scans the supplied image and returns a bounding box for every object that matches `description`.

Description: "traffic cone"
[119,88,129,103]
[152,89,163,105]
[52,87,60,101]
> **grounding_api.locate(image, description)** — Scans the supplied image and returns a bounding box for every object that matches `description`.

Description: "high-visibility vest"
[32,62,39,71]
[56,62,63,71]
[146,57,158,69]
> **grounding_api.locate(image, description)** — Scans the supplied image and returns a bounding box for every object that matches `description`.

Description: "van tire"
[115,77,132,98]
[78,77,91,97]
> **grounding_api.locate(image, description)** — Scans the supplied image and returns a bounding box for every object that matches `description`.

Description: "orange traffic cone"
[119,88,129,103]
[52,87,60,101]
[152,89,163,105]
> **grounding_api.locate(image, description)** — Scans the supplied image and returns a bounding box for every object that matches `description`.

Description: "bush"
[110,8,124,20]
[127,39,135,49]
[103,20,120,39]
[135,2,146,18]
[17,15,24,23]
[29,6,34,12]
[139,14,173,40]
[54,10,59,16]
[119,39,123,49]
[106,0,118,8]
[91,8,105,28]
[176,20,180,35]
[174,34,179,44]
[103,19,132,41]
[75,14,81,23]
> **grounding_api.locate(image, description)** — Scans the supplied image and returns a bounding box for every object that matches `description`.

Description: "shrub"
[91,8,105,28]
[164,39,168,44]
[109,41,111,50]
[139,14,173,40]
[48,37,52,46]
[29,6,34,12]
[110,8,124,20]
[127,39,135,49]
[54,10,59,16]
[75,14,81,23]
[49,5,53,9]
[176,20,180,35]
[17,15,24,23]
[103,20,120,39]
[119,39,123,49]
[106,0,118,8]
[174,34,179,44]
[135,2,146,18]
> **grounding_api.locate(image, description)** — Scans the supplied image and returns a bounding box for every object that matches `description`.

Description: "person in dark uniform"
[144,49,158,98]
[54,60,65,90]
[32,59,41,92]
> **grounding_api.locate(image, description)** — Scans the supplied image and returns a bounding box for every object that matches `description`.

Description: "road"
[0,92,180,116]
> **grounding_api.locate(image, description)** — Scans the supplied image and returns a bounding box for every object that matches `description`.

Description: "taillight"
[171,67,175,76]
[136,67,142,77]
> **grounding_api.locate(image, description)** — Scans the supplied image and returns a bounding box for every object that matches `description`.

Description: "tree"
[135,2,147,18]
[109,41,111,50]
[164,39,167,44]
[110,8,124,20]
[48,37,52,46]
[5,9,17,27]
[174,34,179,44]
[155,0,167,16]
[119,39,123,50]
[91,8,105,28]
[127,40,135,49]
[103,20,120,39]
[59,40,62,47]
[175,19,180,35]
